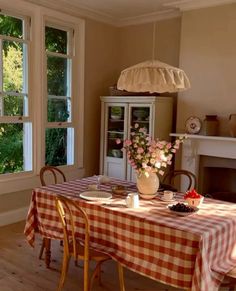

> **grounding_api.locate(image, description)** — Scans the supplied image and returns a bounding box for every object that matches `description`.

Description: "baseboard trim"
[0,207,28,227]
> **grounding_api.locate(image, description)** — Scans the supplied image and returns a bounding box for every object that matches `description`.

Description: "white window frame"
[0,10,33,177]
[42,17,84,170]
[44,22,74,166]
[0,3,85,195]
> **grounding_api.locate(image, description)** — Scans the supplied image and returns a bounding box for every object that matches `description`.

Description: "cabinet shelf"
[131,120,149,124]
[107,130,124,134]
[109,119,124,122]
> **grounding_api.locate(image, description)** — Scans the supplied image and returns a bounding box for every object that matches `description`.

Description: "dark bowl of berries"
[167,202,199,216]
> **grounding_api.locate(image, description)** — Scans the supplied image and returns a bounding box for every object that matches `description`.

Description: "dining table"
[24,175,236,291]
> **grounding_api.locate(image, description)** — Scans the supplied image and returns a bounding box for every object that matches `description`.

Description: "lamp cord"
[152,22,156,60]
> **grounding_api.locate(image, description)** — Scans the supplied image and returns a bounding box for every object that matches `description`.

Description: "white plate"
[80,191,112,201]
[185,116,201,134]
[167,203,199,216]
[159,196,175,202]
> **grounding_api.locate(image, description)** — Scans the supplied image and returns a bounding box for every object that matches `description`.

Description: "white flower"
[118,123,185,175]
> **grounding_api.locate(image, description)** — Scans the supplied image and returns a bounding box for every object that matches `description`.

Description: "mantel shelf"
[170,133,236,142]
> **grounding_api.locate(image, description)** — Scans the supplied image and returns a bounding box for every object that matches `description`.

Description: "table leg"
[44,238,51,268]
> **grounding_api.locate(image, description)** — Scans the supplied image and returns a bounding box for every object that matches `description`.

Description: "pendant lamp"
[117,23,190,94]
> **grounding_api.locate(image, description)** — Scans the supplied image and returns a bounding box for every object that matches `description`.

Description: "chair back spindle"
[40,166,66,186]
[162,169,197,192]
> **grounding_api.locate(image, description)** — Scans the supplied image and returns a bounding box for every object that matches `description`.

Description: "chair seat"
[221,266,236,289]
[55,195,125,291]
[71,240,110,262]
[226,266,236,279]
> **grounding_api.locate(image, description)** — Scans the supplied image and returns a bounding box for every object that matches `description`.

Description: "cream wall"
[119,17,181,70]
[178,3,236,136]
[83,19,120,176]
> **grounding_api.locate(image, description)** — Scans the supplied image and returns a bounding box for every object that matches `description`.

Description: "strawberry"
[184,189,202,199]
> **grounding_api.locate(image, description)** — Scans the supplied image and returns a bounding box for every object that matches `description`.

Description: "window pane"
[47,56,70,96]
[3,41,25,93]
[48,96,70,122]
[46,128,74,166]
[0,14,23,39]
[45,26,67,54]
[0,94,28,116]
[0,123,23,174]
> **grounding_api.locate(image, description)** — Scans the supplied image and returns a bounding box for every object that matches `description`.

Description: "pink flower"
[120,124,185,175]
[124,140,132,146]
[116,138,121,144]
[159,170,165,176]
[137,147,144,154]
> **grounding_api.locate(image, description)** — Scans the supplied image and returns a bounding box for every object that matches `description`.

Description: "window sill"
[0,167,85,195]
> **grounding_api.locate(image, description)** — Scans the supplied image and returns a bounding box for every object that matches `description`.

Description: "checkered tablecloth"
[24,176,236,291]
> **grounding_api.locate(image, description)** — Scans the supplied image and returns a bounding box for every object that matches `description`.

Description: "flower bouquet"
[116,123,186,197]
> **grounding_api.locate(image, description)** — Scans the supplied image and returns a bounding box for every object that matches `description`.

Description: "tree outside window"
[0,14,29,174]
[45,25,74,166]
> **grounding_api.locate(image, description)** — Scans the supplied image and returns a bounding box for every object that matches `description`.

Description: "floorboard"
[0,221,228,291]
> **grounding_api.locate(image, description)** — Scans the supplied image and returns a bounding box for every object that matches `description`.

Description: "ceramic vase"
[136,172,159,199]
[202,115,219,136]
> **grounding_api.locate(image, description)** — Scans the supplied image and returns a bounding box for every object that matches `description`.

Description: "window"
[0,5,84,192]
[44,24,74,166]
[0,12,32,174]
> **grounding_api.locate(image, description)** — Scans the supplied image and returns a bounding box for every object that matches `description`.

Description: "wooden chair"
[221,267,236,290]
[39,166,66,260]
[40,165,66,186]
[55,194,125,291]
[162,169,197,192]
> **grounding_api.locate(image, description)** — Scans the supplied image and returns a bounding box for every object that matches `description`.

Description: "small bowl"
[111,185,126,194]
[111,149,122,158]
[133,110,148,120]
[186,196,204,207]
[111,114,121,120]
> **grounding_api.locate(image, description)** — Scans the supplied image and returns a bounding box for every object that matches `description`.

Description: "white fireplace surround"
[170,134,236,192]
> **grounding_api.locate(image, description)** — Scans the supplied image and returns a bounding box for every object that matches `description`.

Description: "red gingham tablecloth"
[24,176,236,291]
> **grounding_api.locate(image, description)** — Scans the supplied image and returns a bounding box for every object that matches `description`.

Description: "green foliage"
[0,38,24,173]
[0,124,23,174]
[45,128,67,166]
[0,14,22,39]
[0,15,70,173]
[47,56,68,97]
[45,26,67,54]
[47,99,69,122]
[3,44,23,92]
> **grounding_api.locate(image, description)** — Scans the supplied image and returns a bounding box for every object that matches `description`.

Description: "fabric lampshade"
[117,60,190,93]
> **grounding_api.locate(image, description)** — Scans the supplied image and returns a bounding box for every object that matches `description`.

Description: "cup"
[88,184,98,190]
[163,190,174,201]
[98,175,111,184]
[125,192,139,208]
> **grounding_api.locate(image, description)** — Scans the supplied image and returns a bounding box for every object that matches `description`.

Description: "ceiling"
[25,0,236,26]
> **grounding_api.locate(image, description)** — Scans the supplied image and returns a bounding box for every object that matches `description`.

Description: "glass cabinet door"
[127,104,152,182]
[106,105,125,158]
[130,105,151,134]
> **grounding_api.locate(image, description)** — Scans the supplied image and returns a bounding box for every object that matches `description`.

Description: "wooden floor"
[0,221,229,291]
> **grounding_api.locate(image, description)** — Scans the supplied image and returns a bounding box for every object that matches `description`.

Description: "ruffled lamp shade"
[117,60,190,94]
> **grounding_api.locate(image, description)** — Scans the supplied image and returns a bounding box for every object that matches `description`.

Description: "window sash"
[44,23,74,167]
[45,24,73,127]
[0,11,32,175]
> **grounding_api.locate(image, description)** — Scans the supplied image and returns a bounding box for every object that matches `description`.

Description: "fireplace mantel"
[170,133,236,191]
